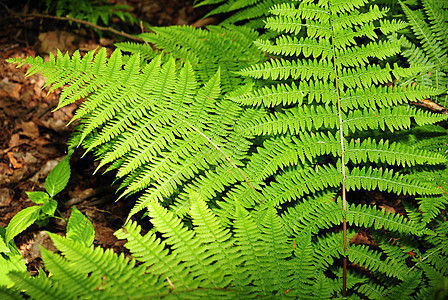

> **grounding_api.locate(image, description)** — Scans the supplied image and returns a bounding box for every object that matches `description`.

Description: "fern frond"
[347,244,407,280]
[340,84,442,110]
[231,81,337,107]
[346,166,439,195]
[346,203,431,235]
[8,271,74,300]
[114,221,193,289]
[289,230,316,298]
[345,137,446,167]
[238,105,338,135]
[47,233,163,297]
[147,200,228,288]
[237,58,334,81]
[383,270,422,299]
[282,193,342,239]
[343,106,448,133]
[232,201,269,294]
[263,164,342,205]
[39,247,103,298]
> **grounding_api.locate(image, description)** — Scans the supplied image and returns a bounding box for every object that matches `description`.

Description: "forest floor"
[0,0,211,275]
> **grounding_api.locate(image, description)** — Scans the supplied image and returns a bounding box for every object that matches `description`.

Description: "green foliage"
[391,0,448,106]
[3,154,71,243]
[3,0,448,298]
[0,154,71,288]
[44,0,139,28]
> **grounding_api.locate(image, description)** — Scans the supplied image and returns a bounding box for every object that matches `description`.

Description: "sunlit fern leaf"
[346,166,439,195]
[343,106,448,133]
[188,194,249,289]
[355,280,388,300]
[195,0,288,30]
[114,221,197,291]
[395,0,448,106]
[347,244,407,280]
[238,105,339,135]
[346,203,432,235]
[8,271,74,300]
[287,230,316,297]
[47,233,163,297]
[262,164,342,205]
[345,137,446,167]
[257,203,294,292]
[119,25,266,92]
[237,58,335,81]
[282,193,343,239]
[232,201,269,294]
[147,200,230,288]
[340,84,442,111]
[313,231,347,270]
[38,247,103,298]
[230,81,337,107]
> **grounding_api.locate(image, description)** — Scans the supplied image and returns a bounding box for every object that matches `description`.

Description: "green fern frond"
[314,232,349,275]
[230,81,337,107]
[281,193,343,238]
[289,230,317,298]
[418,194,448,223]
[232,201,269,294]
[343,106,448,133]
[238,105,339,135]
[114,221,198,291]
[263,164,342,205]
[346,203,432,235]
[340,84,441,110]
[147,200,229,288]
[383,270,422,299]
[47,233,163,297]
[128,25,265,92]
[346,166,439,195]
[347,244,407,280]
[8,271,74,300]
[345,137,446,167]
[237,58,334,81]
[38,247,103,298]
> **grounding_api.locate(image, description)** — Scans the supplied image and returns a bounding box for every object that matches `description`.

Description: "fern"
[392,0,448,107]
[4,0,448,298]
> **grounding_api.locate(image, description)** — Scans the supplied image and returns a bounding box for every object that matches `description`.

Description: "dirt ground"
[0,0,210,275]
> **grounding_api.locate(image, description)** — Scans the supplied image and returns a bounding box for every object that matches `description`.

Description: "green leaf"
[66,206,95,247]
[5,206,41,243]
[41,199,58,217]
[0,237,9,253]
[26,191,49,204]
[0,254,27,288]
[45,156,71,197]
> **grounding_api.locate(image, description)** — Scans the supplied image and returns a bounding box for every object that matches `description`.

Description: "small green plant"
[0,153,72,288]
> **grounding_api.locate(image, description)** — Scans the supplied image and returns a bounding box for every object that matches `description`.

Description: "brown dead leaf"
[8,133,21,148]
[20,121,39,139]
[38,31,78,55]
[0,78,21,98]
[0,187,13,206]
[7,152,22,169]
[379,204,396,214]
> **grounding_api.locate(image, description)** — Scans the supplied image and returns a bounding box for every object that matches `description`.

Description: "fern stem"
[6,12,145,42]
[329,5,348,297]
